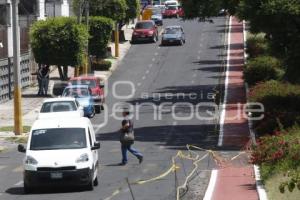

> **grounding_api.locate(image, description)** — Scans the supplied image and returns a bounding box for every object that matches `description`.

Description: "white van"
[18,117,100,193]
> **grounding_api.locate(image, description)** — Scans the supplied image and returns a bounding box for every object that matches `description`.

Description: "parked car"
[161,26,185,46]
[131,20,159,43]
[62,85,96,118]
[162,5,179,18]
[38,97,84,119]
[18,117,100,193]
[69,76,105,113]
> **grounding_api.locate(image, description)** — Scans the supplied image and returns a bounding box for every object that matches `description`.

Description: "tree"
[30,17,88,80]
[88,16,114,59]
[124,0,140,23]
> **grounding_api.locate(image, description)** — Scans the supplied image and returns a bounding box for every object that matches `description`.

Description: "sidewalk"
[0,25,133,138]
[211,17,259,200]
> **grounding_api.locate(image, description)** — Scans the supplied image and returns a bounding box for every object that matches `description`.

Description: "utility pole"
[11,0,23,135]
[85,0,90,74]
[115,22,119,57]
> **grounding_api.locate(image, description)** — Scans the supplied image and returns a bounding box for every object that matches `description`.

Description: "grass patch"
[265,173,300,200]
[0,126,31,133]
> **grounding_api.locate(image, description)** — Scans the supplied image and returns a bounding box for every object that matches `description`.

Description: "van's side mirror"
[99,82,105,88]
[91,142,100,150]
[18,144,26,153]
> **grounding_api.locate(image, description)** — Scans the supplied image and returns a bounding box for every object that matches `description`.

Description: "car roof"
[165,25,182,29]
[70,76,100,81]
[65,85,90,89]
[31,117,90,130]
[42,97,76,103]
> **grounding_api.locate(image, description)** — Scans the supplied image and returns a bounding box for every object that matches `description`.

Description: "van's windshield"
[30,128,87,150]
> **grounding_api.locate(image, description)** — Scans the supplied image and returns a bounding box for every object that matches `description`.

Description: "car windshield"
[71,79,96,87]
[167,6,177,10]
[135,22,153,29]
[30,128,87,150]
[165,28,180,34]
[63,88,90,98]
[40,101,77,113]
[152,9,161,15]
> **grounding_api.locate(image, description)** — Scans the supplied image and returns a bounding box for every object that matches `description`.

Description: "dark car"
[62,85,96,118]
[131,20,159,43]
[151,13,163,26]
[161,26,185,46]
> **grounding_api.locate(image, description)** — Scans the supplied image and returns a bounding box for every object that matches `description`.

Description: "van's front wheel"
[24,183,33,194]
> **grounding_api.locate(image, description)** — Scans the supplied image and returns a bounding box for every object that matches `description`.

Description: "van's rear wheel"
[86,179,94,191]
[24,183,33,194]
[93,176,98,186]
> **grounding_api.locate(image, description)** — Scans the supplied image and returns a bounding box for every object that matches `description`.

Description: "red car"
[69,76,105,113]
[162,6,179,18]
[131,20,159,43]
[178,5,184,17]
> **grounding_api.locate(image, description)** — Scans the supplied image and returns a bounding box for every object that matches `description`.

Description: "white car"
[164,0,179,6]
[18,117,100,193]
[38,97,84,119]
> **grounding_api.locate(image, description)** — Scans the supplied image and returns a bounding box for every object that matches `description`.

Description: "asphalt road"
[0,17,227,200]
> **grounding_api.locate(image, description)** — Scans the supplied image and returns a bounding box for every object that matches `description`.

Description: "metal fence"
[0,53,31,103]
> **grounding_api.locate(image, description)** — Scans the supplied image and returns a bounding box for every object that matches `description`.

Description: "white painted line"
[203,169,218,200]
[218,16,232,147]
[198,50,201,54]
[193,74,197,78]
[154,52,159,56]
[137,82,141,86]
[199,43,203,47]
[191,80,195,84]
[146,70,150,74]
[142,76,146,80]
[14,180,23,186]
[254,165,268,200]
[152,58,156,62]
[172,121,178,126]
[157,46,161,49]
[197,56,201,59]
[159,29,164,35]
[0,165,6,171]
[13,165,23,172]
[149,64,153,68]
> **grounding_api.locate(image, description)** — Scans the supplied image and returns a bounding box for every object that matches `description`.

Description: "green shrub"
[88,16,114,59]
[30,17,88,67]
[92,60,112,71]
[246,33,270,58]
[244,56,284,85]
[249,80,300,134]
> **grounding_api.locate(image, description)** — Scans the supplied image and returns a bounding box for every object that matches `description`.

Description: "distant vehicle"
[18,117,100,193]
[164,0,179,6]
[69,76,105,113]
[131,20,159,43]
[151,12,163,26]
[162,5,179,18]
[62,85,96,118]
[153,4,166,13]
[38,97,84,119]
[178,5,184,17]
[161,25,185,46]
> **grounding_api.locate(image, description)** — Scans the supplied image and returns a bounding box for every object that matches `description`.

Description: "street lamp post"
[11,0,23,135]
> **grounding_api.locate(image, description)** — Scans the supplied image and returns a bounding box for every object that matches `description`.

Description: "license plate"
[51,172,63,179]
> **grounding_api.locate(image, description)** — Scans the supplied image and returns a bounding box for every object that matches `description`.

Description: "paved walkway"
[0,25,133,136]
[211,17,259,200]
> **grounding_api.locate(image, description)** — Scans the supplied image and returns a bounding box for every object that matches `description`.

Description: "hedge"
[249,80,300,134]
[30,17,88,67]
[92,60,112,71]
[246,34,270,58]
[244,56,284,86]
[88,16,114,59]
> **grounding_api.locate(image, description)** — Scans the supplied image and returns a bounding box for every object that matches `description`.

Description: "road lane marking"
[172,121,178,126]
[137,82,142,86]
[218,16,232,147]
[146,70,150,74]
[197,56,201,59]
[198,50,201,54]
[193,74,197,77]
[142,76,146,80]
[154,52,159,56]
[191,80,195,84]
[14,181,23,186]
[203,169,218,200]
[149,64,153,68]
[159,29,164,35]
[0,165,6,171]
[13,165,23,172]
[152,58,156,62]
